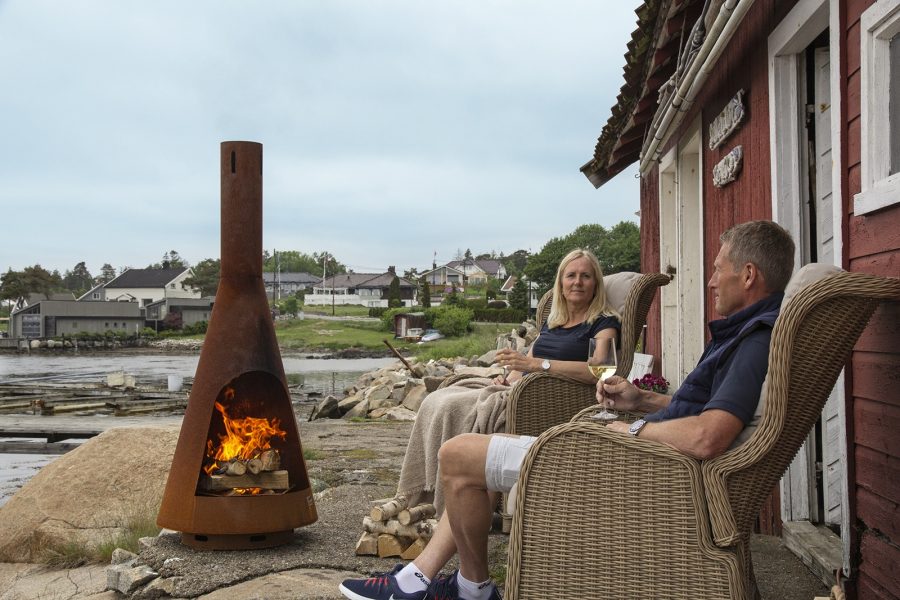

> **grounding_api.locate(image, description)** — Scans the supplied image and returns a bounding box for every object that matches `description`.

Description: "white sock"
[456,571,495,600]
[395,563,430,594]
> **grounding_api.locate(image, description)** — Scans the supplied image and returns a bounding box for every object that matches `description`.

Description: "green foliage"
[387,276,402,308]
[472,308,526,323]
[523,221,640,290]
[369,306,389,318]
[463,297,488,310]
[62,261,94,296]
[487,300,508,309]
[182,321,208,335]
[283,297,299,316]
[95,263,117,285]
[431,306,473,337]
[0,265,63,303]
[501,249,530,276]
[265,250,345,276]
[183,258,220,296]
[140,327,158,338]
[442,283,463,307]
[420,277,431,308]
[380,307,410,331]
[162,312,183,330]
[508,278,529,311]
[147,250,189,269]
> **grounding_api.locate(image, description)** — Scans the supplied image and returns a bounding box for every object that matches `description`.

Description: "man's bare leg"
[438,433,499,583]
[408,510,456,579]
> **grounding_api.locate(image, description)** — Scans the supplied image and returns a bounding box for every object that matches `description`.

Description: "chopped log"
[377,534,407,558]
[355,532,379,556]
[398,503,436,525]
[260,449,280,472]
[246,458,263,475]
[416,519,438,538]
[400,537,429,560]
[226,460,247,476]
[370,496,408,521]
[362,516,432,540]
[203,470,289,491]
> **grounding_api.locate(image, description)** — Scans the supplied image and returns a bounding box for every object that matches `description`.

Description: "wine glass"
[588,337,618,420]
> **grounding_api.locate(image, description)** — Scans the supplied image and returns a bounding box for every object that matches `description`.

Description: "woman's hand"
[494,348,536,374]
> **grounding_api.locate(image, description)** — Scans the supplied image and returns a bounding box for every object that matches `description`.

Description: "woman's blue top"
[531,315,621,362]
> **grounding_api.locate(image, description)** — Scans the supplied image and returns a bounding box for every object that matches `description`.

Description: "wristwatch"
[629,418,648,437]
[541,359,551,372]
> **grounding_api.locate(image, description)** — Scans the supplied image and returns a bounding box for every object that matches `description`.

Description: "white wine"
[588,365,616,380]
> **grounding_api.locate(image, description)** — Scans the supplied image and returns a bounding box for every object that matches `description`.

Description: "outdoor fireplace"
[157,141,317,549]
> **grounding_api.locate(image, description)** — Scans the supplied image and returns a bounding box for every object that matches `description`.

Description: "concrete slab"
[198,567,361,599]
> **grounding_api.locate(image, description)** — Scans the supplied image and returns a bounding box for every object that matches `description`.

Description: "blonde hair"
[546,249,618,329]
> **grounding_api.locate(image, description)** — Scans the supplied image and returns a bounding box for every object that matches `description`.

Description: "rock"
[401,384,428,412]
[342,398,370,419]
[368,407,391,419]
[383,406,417,421]
[423,376,445,393]
[364,383,393,403]
[106,562,158,595]
[368,396,399,411]
[29,340,40,349]
[337,392,364,414]
[410,363,427,378]
[0,426,179,563]
[111,548,138,565]
[476,349,498,367]
[133,574,180,599]
[390,383,408,403]
[308,395,341,421]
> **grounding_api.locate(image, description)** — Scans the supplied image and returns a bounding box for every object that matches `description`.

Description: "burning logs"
[202,449,286,493]
[356,498,437,559]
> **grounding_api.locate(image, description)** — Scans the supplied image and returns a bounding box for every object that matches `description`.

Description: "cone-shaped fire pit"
[157,141,317,549]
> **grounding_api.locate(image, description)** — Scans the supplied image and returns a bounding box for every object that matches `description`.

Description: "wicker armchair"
[504,269,900,600]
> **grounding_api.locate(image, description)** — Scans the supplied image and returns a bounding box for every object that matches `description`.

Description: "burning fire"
[203,387,287,478]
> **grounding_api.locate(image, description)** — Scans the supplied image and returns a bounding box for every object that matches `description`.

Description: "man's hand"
[605,420,630,434]
[596,375,643,412]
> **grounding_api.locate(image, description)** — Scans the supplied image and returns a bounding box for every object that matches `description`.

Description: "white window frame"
[856,0,900,215]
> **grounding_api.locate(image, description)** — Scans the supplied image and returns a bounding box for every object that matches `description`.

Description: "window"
[170,283,176,289]
[92,292,100,299]
[857,0,900,214]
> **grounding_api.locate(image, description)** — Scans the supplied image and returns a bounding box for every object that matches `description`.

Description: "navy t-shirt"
[531,315,621,362]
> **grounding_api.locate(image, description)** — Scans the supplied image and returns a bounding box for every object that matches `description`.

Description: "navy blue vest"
[645,292,784,422]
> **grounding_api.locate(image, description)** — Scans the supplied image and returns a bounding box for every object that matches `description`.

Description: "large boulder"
[401,384,428,413]
[0,426,179,563]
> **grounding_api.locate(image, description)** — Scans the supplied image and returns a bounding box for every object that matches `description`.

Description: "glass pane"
[891,33,900,175]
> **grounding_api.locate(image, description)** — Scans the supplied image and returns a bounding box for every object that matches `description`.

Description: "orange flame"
[203,387,287,477]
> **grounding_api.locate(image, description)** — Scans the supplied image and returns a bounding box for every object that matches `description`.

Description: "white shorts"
[484,435,538,493]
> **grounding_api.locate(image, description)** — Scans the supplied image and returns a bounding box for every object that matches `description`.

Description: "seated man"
[339,220,795,600]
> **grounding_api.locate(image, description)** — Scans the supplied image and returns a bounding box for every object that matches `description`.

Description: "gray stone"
[198,567,364,599]
[308,395,341,421]
[337,392,364,414]
[390,383,408,403]
[367,396,399,411]
[401,384,428,412]
[133,574,181,599]
[423,376,445,393]
[0,426,179,563]
[476,349,498,366]
[342,398,370,419]
[368,407,391,419]
[384,406,417,421]
[364,383,393,402]
[110,548,138,565]
[106,562,158,595]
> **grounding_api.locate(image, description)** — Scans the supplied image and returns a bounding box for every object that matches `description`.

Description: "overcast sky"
[0,1,641,277]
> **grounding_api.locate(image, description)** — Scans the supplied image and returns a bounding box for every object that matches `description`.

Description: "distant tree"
[387,276,402,308]
[264,250,346,276]
[148,250,189,269]
[95,263,117,284]
[508,279,529,311]
[404,267,419,281]
[501,249,530,276]
[454,248,465,261]
[183,258,220,296]
[162,311,183,331]
[464,248,473,260]
[283,297,299,317]
[597,221,641,274]
[62,261,94,296]
[0,269,28,307]
[1,265,63,304]
[419,277,431,308]
[443,283,463,307]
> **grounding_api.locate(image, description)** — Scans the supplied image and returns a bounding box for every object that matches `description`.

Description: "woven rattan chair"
[504,269,900,600]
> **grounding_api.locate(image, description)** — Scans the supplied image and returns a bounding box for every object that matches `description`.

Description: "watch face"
[541,359,550,371]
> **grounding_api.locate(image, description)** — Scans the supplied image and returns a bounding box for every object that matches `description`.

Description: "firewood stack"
[355,496,437,560]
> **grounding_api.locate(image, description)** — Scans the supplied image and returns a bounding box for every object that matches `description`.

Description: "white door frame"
[768,0,849,575]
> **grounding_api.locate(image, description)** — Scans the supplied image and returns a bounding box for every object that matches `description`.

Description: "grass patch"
[300,304,372,317]
[37,510,161,567]
[274,318,417,353]
[412,322,518,362]
[341,448,378,460]
[303,448,324,461]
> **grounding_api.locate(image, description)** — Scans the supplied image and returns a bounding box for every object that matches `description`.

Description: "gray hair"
[720,220,795,292]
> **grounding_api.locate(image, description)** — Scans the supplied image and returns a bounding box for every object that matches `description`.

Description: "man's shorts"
[484,435,538,493]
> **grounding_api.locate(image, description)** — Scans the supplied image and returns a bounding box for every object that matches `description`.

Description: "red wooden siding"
[844,0,900,597]
[639,168,662,367]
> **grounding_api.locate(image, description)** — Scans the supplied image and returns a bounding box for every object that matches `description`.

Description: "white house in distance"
[445,258,507,284]
[307,267,418,307]
[79,267,199,306]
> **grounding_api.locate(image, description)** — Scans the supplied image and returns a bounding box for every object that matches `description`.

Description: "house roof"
[446,258,504,274]
[580,0,705,187]
[317,272,416,289]
[105,267,191,288]
[420,265,465,277]
[26,292,75,304]
[262,272,322,285]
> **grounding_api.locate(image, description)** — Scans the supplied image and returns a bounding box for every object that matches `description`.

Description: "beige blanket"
[396,377,509,515]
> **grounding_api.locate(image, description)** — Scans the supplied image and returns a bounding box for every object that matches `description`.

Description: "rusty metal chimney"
[156,141,317,549]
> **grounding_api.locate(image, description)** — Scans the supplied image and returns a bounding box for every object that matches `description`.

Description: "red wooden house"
[583,0,900,597]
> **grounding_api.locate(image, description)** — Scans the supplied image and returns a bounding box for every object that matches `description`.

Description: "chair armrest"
[505,421,739,600]
[506,372,597,437]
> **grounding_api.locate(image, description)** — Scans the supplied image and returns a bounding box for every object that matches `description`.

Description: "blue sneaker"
[339,564,427,600]
[428,570,501,600]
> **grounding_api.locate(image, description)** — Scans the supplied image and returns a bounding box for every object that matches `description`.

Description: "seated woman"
[395,248,620,514]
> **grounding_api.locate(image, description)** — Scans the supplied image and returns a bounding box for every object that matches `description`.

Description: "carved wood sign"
[709,89,746,150]
[713,146,743,188]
